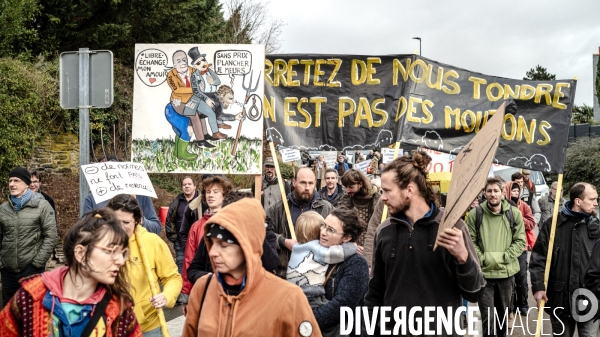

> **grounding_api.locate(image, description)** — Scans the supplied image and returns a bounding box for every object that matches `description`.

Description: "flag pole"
[380,141,402,223]
[534,173,563,337]
[269,141,296,240]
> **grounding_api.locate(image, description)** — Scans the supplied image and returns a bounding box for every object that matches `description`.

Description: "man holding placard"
[530,182,600,337]
[364,151,484,335]
[269,167,333,278]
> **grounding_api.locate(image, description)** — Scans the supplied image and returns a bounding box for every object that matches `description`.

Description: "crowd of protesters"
[2,148,600,337]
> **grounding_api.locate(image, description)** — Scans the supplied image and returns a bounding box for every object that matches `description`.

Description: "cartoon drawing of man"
[186,47,229,141]
[166,50,207,160]
[208,85,243,124]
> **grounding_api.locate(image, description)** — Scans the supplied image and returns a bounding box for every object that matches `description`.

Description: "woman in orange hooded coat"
[183,198,321,337]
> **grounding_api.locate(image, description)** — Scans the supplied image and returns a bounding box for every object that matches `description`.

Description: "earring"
[81,261,90,272]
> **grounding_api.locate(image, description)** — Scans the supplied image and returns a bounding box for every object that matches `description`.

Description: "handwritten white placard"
[82,162,157,203]
[322,151,338,168]
[354,160,371,174]
[280,148,301,163]
[381,148,403,164]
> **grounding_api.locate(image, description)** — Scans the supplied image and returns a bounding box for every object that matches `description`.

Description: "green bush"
[562,136,600,192]
[0,57,72,194]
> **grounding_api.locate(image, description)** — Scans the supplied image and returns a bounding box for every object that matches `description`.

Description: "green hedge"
[0,57,73,194]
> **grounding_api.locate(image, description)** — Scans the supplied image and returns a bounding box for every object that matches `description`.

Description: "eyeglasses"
[30,180,40,184]
[319,223,344,236]
[94,245,130,261]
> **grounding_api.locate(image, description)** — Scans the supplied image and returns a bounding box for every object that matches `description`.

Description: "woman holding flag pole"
[107,194,182,337]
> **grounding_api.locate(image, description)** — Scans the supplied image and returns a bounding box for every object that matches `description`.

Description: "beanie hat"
[9,167,31,185]
[511,182,520,191]
[206,223,239,245]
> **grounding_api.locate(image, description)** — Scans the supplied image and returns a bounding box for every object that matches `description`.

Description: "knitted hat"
[9,167,31,185]
[511,182,520,191]
[206,223,239,245]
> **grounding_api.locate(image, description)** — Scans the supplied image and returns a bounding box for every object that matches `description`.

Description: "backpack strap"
[475,205,484,251]
[199,273,213,315]
[82,291,111,337]
[504,207,517,232]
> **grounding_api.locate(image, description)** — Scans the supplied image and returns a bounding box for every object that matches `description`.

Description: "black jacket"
[313,254,369,331]
[268,193,333,278]
[364,205,485,336]
[186,220,279,284]
[584,240,600,319]
[318,184,346,207]
[178,195,207,247]
[165,191,198,243]
[530,202,600,316]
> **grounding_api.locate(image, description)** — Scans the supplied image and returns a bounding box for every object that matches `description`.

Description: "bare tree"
[222,0,284,54]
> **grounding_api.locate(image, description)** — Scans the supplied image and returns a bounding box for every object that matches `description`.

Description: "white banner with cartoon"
[132,44,264,174]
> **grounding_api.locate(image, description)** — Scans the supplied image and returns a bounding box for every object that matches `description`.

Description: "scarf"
[10,188,33,212]
[323,185,339,203]
[262,176,278,191]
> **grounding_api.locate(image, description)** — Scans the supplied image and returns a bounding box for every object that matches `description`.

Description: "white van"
[493,166,550,200]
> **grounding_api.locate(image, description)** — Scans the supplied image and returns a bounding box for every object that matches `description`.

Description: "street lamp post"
[412,37,421,56]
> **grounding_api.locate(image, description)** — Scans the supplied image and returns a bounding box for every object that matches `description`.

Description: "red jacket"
[0,272,141,337]
[504,183,536,250]
[182,212,211,294]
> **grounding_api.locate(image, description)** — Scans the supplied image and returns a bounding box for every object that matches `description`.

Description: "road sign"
[60,50,114,109]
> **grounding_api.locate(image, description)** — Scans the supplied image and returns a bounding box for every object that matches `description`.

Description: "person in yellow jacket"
[183,198,322,337]
[107,194,183,336]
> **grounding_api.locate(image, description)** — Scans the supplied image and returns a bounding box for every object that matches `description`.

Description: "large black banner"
[264,54,576,173]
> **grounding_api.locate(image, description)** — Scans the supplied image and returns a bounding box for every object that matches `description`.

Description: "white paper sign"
[82,162,157,203]
[354,160,371,174]
[280,148,301,163]
[381,148,403,164]
[322,151,338,168]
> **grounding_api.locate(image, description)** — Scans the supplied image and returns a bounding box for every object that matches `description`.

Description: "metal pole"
[79,48,90,217]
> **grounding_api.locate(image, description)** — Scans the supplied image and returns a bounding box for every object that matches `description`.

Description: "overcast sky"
[266,0,600,107]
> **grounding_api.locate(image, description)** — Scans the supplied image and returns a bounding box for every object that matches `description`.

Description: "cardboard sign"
[381,148,402,164]
[354,160,371,174]
[82,162,157,203]
[280,148,301,163]
[435,102,507,248]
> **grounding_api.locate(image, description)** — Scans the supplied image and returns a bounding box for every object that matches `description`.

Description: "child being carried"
[286,211,357,309]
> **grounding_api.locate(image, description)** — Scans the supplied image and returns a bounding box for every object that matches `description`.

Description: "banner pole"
[268,141,296,240]
[380,141,402,223]
[535,173,563,337]
[254,175,262,200]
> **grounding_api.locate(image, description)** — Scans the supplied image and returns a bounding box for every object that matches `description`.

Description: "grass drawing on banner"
[132,136,262,174]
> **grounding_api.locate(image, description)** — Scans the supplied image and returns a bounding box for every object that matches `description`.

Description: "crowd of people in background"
[2,148,600,336]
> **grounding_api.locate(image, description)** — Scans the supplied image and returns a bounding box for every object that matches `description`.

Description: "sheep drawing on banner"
[421,130,444,150]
